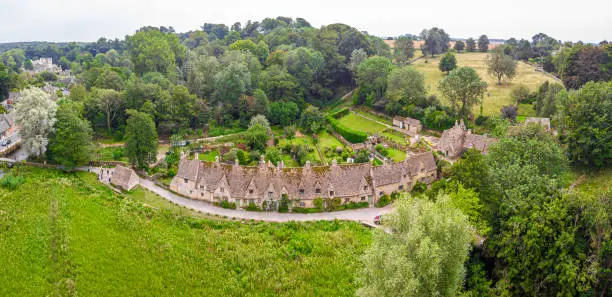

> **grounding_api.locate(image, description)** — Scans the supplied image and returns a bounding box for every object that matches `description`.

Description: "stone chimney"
[305,160,311,169]
[180,151,186,160]
[235,159,239,166]
[194,152,199,160]
[214,156,220,163]
[331,159,338,167]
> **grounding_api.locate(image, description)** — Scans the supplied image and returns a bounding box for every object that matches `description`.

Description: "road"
[83,166,393,224]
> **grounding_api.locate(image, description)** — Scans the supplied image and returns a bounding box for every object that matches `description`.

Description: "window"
[200,185,205,189]
[184,178,188,183]
[299,202,305,207]
[345,198,350,204]
[420,168,424,173]
[220,187,224,193]
[363,186,368,191]
[329,191,334,197]
[315,188,321,194]
[361,196,366,201]
[268,192,273,199]
[298,189,304,195]
[189,190,192,194]
[399,185,404,190]
[249,189,254,194]
[200,193,204,197]
[379,191,383,196]
[257,199,261,204]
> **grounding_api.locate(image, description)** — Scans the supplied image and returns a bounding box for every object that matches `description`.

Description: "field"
[0,167,371,296]
[278,133,322,165]
[385,147,406,162]
[336,113,387,134]
[317,130,350,164]
[411,52,557,116]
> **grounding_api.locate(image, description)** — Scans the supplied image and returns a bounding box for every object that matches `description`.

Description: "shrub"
[313,198,324,210]
[0,174,24,190]
[326,116,367,143]
[329,107,350,119]
[278,195,289,213]
[292,207,323,213]
[246,203,261,211]
[412,182,427,194]
[112,147,126,160]
[475,115,489,126]
[220,200,237,209]
[376,194,391,208]
[337,202,370,210]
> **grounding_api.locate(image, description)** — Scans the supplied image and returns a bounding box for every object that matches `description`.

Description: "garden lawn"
[317,131,350,164]
[381,129,407,145]
[353,108,392,125]
[386,148,406,162]
[336,113,387,134]
[278,134,322,165]
[0,167,372,296]
[93,146,128,163]
[411,52,557,116]
[198,150,219,162]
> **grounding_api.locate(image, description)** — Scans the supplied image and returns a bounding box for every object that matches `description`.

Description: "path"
[83,166,393,224]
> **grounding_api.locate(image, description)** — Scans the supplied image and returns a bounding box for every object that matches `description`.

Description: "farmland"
[411,52,557,116]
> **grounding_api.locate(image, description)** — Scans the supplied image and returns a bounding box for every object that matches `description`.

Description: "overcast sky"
[0,0,610,43]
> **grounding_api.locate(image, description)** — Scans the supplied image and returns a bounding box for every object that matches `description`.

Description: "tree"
[356,56,393,104]
[245,120,270,151]
[127,29,185,76]
[454,41,465,52]
[249,114,271,134]
[465,38,476,52]
[299,105,325,133]
[559,81,611,168]
[485,47,517,84]
[268,101,299,126]
[439,52,457,73]
[533,81,564,117]
[477,35,489,52]
[354,149,370,163]
[168,85,197,127]
[358,194,472,297]
[90,88,123,134]
[125,110,158,168]
[394,36,415,64]
[259,64,298,101]
[213,61,251,117]
[510,84,531,104]
[49,100,93,170]
[438,67,487,120]
[14,88,57,158]
[419,28,450,57]
[349,48,367,74]
[386,67,426,105]
[253,89,269,116]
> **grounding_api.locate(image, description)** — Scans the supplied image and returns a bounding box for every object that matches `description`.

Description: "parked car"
[374,215,383,225]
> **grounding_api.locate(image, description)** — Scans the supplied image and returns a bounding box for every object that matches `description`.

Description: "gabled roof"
[110,166,137,190]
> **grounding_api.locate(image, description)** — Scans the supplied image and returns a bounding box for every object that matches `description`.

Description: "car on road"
[374,215,383,225]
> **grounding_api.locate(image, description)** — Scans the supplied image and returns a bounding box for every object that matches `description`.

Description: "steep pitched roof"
[110,166,137,190]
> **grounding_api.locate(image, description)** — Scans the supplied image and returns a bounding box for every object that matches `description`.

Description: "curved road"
[85,167,393,224]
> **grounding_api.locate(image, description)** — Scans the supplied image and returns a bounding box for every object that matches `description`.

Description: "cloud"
[0,0,610,43]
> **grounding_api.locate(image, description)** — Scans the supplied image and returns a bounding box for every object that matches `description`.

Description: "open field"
[336,113,387,134]
[0,167,371,296]
[386,147,406,162]
[411,52,557,116]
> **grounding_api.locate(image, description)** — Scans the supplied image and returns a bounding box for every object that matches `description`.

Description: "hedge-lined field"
[0,167,371,296]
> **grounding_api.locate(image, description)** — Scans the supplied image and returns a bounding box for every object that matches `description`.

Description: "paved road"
[84,166,393,224]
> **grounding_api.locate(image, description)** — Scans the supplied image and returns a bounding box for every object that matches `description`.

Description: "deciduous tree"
[14,88,57,158]
[49,100,93,170]
[485,47,517,84]
[125,110,158,168]
[438,67,487,120]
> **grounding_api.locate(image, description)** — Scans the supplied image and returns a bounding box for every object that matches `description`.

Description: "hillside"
[0,167,371,296]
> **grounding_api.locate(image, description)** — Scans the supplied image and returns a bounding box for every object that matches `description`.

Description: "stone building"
[98,165,139,191]
[170,152,437,210]
[31,58,62,74]
[393,116,422,134]
[438,120,497,158]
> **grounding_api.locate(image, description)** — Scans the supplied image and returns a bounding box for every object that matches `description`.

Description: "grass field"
[336,113,387,134]
[353,108,392,125]
[411,52,557,116]
[385,148,406,162]
[381,129,408,145]
[93,146,128,163]
[0,167,371,296]
[198,150,219,162]
[278,133,322,165]
[317,130,350,164]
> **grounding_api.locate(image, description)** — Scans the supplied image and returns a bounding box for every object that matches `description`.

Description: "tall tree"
[386,66,426,105]
[477,35,489,52]
[453,40,465,52]
[49,100,93,170]
[485,47,517,84]
[90,88,124,134]
[125,110,158,168]
[465,38,476,52]
[420,28,450,57]
[358,194,472,297]
[356,56,393,105]
[438,67,487,121]
[348,48,367,74]
[394,36,415,64]
[14,88,57,158]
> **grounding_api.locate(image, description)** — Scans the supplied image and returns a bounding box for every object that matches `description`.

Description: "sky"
[0,0,610,43]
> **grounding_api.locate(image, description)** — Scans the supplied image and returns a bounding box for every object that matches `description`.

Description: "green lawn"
[381,129,408,145]
[0,167,371,296]
[93,146,128,163]
[124,186,218,220]
[317,131,350,164]
[411,52,557,116]
[198,150,219,162]
[336,113,387,134]
[386,148,406,162]
[278,134,322,165]
[353,108,392,125]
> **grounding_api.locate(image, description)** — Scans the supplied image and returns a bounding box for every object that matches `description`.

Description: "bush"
[326,116,367,143]
[375,194,391,208]
[112,147,126,160]
[278,195,289,213]
[329,107,350,119]
[246,203,261,211]
[412,182,427,194]
[337,202,370,210]
[292,207,323,213]
[0,174,24,190]
[219,200,237,209]
[475,115,489,126]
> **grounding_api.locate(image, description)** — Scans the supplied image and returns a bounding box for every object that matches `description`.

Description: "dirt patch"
[294,131,305,138]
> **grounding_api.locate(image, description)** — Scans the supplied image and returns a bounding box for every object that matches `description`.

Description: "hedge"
[327,116,367,144]
[328,107,350,119]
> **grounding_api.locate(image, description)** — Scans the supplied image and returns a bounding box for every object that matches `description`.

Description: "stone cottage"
[170,152,437,210]
[393,116,422,134]
[438,120,497,158]
[99,165,139,191]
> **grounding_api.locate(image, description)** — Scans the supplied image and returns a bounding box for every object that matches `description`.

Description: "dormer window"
[329,190,334,197]
[184,178,188,183]
[220,187,224,193]
[298,189,304,194]
[315,188,321,194]
[249,189,254,194]
[363,186,368,191]
[268,192,273,199]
